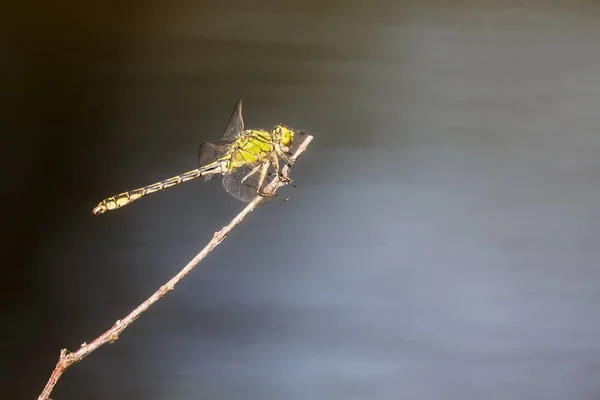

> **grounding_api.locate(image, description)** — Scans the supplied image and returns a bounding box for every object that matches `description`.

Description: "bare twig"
[37,134,313,400]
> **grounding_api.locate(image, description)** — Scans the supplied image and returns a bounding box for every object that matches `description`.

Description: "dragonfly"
[92,99,301,215]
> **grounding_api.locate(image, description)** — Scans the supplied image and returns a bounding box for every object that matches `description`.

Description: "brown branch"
[37,134,313,400]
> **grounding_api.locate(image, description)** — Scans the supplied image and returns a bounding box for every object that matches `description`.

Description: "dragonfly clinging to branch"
[93,99,304,215]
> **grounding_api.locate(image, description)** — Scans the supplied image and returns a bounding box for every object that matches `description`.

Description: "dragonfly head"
[273,124,295,149]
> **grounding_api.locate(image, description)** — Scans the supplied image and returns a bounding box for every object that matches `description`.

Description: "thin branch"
[37,134,313,400]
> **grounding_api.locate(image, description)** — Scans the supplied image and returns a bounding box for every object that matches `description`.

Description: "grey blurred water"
[6,1,600,399]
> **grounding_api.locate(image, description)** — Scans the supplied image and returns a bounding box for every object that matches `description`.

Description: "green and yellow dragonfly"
[93,99,299,215]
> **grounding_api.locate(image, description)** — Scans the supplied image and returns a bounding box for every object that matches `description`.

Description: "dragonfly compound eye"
[277,126,294,147]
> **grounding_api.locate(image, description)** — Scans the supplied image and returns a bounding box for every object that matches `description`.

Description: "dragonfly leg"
[271,153,296,187]
[262,193,289,202]
[242,177,289,202]
[275,172,296,187]
[240,164,262,185]
[267,171,295,186]
[282,152,295,166]
[275,143,295,166]
[257,161,289,202]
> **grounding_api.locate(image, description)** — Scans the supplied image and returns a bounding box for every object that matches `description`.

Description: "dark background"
[4,1,600,399]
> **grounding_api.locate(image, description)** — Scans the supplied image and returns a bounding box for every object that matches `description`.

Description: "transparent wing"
[198,142,226,165]
[222,160,272,202]
[220,99,245,142]
[198,141,227,182]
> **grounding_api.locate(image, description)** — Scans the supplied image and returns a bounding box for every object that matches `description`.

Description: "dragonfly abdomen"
[92,167,215,215]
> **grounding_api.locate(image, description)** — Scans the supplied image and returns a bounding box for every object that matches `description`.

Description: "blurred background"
[4,0,600,399]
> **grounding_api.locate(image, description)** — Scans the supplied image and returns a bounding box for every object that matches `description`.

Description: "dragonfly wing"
[198,142,226,182]
[220,99,245,142]
[198,142,225,165]
[222,160,272,202]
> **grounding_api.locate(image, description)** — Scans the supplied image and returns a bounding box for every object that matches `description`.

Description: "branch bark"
[37,134,313,400]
